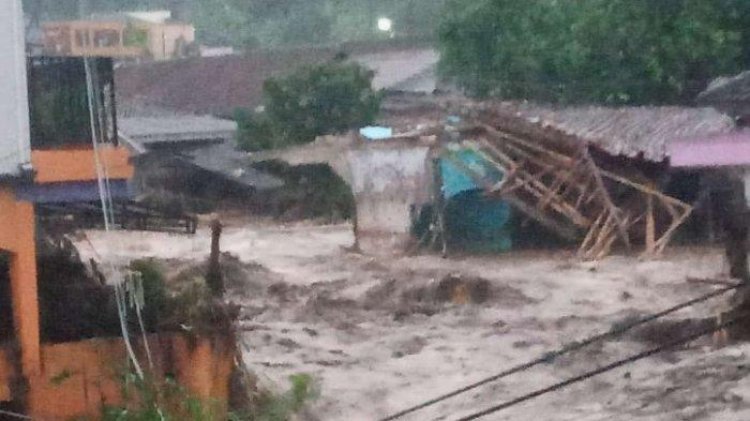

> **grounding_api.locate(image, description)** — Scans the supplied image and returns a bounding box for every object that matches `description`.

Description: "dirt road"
[78,222,750,420]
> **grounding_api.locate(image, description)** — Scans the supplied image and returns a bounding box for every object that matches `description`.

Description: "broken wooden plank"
[581,149,631,250]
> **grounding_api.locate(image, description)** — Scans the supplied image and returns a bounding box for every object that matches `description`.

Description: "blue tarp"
[444,190,512,252]
[359,126,393,140]
[432,144,513,252]
[440,146,504,198]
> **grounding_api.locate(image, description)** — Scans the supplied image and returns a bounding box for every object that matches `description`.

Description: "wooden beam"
[481,124,575,165]
[477,149,591,227]
[440,153,579,240]
[580,210,607,254]
[539,170,574,212]
[653,207,693,254]
[588,214,617,257]
[581,149,631,249]
[600,169,691,211]
[512,173,591,226]
[645,195,656,255]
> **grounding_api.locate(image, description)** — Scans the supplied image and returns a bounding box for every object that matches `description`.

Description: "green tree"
[237,59,381,151]
[189,0,333,47]
[438,0,750,104]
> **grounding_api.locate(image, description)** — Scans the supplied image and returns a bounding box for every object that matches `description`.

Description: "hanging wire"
[128,270,154,369]
[454,313,747,420]
[84,56,145,379]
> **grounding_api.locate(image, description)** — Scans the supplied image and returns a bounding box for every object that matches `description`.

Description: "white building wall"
[347,146,432,255]
[0,0,31,177]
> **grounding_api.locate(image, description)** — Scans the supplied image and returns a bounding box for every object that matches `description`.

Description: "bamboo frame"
[448,121,693,260]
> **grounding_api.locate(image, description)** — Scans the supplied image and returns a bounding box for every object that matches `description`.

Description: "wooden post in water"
[207,219,224,296]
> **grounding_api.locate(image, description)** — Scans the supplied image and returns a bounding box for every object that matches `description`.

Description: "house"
[42,10,195,60]
[0,3,232,417]
[117,103,283,204]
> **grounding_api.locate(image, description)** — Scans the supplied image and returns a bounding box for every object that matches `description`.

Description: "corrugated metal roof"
[182,141,284,190]
[118,116,237,145]
[117,104,280,190]
[490,103,735,162]
[375,94,735,162]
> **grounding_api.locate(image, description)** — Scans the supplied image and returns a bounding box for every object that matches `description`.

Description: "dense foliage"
[236,59,381,151]
[438,0,750,104]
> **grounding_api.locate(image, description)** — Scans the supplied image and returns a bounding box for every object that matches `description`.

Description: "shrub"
[237,59,381,151]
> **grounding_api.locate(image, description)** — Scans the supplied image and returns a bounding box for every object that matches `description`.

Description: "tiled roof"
[115,45,439,117]
[375,94,735,162]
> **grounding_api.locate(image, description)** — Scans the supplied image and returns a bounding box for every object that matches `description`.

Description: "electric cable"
[381,282,742,421]
[454,312,746,420]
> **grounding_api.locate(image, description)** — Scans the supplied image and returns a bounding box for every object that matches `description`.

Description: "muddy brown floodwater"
[77,221,750,420]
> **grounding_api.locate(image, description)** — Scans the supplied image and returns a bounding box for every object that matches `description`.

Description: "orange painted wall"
[0,187,41,378]
[0,346,14,401]
[21,333,235,420]
[31,146,133,184]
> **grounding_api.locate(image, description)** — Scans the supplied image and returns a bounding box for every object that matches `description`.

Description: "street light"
[377,17,393,32]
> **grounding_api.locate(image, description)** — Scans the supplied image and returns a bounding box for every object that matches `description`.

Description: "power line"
[454,312,746,421]
[380,282,742,421]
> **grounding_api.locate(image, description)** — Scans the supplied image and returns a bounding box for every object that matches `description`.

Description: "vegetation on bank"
[102,371,318,421]
[438,0,750,104]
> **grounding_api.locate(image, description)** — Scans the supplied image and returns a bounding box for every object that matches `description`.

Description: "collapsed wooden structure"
[439,105,710,259]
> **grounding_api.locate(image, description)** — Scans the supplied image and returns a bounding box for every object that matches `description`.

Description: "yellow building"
[42,10,195,61]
